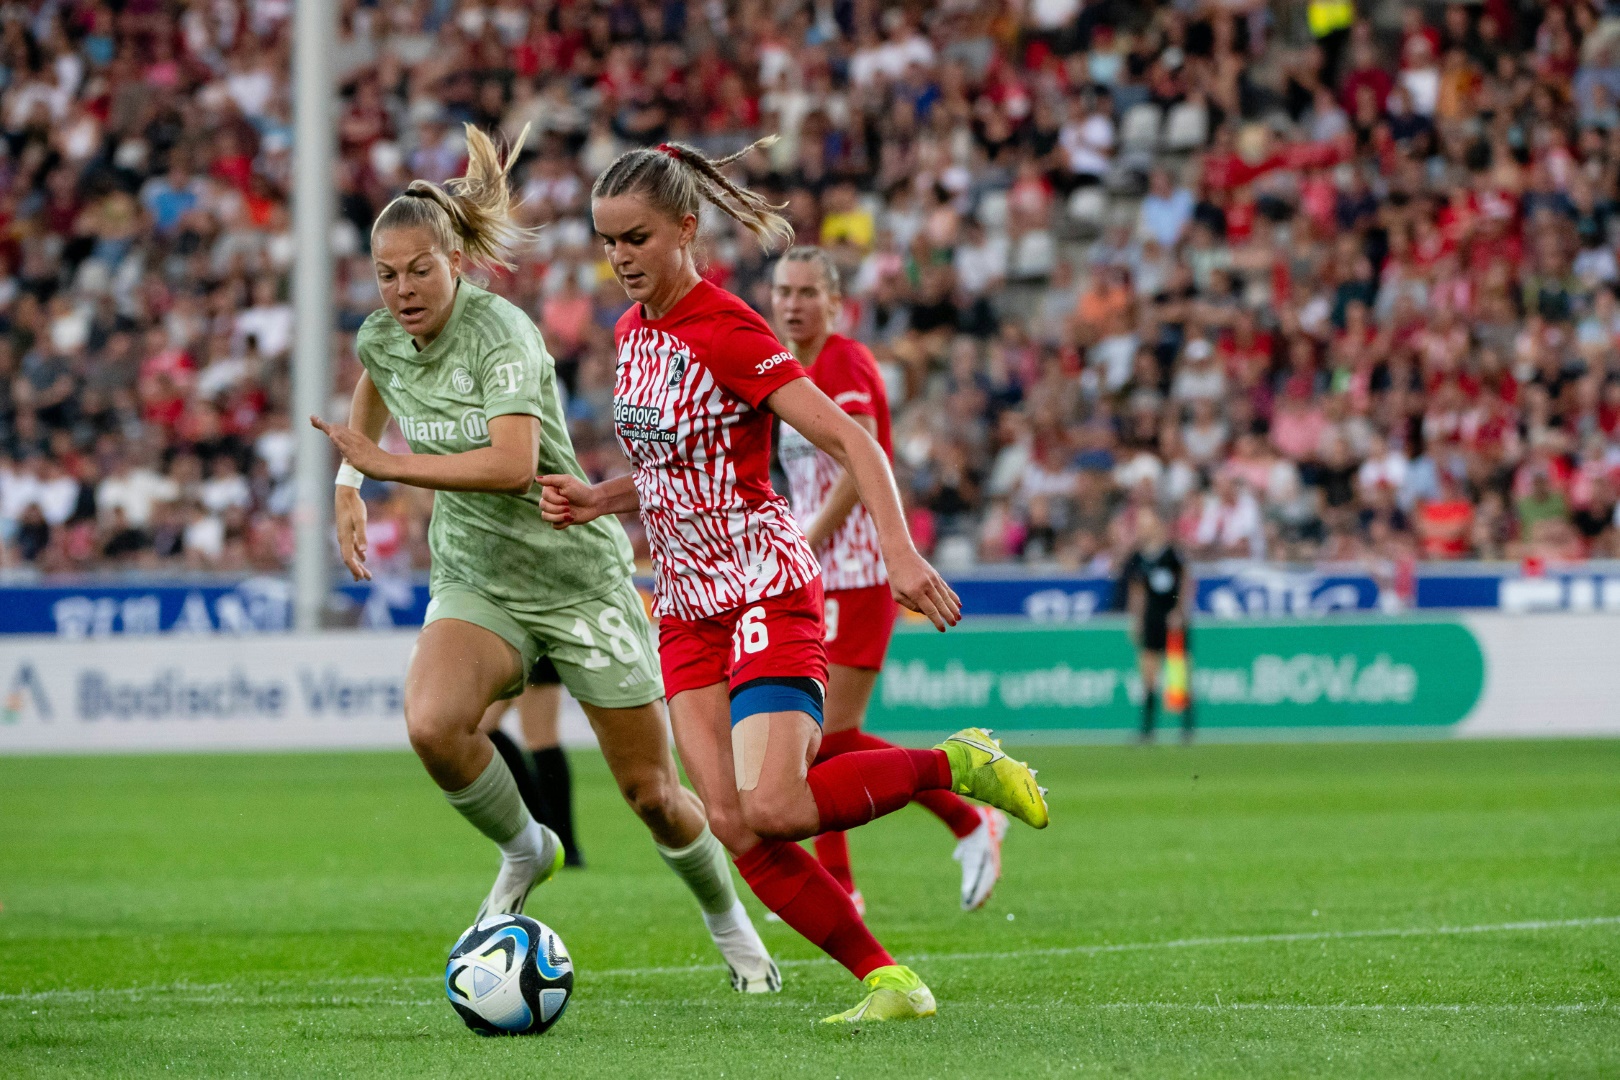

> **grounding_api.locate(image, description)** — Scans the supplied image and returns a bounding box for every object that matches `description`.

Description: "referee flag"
[1164,627,1189,713]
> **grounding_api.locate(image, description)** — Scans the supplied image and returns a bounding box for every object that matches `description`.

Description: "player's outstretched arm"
[537,472,639,529]
[767,377,961,631]
[334,486,370,582]
[310,412,541,496]
[329,371,396,581]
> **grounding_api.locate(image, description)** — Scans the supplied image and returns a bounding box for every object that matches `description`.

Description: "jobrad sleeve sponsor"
[707,315,807,409]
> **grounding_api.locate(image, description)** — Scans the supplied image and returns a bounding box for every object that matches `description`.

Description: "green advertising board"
[867,617,1486,736]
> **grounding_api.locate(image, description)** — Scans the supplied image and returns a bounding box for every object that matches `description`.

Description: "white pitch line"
[3,915,1615,1004]
[1086,1002,1616,1014]
[5,994,1617,1014]
[593,914,1620,978]
[896,914,1620,969]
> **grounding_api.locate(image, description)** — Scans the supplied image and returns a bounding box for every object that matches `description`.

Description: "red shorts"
[658,579,829,699]
[823,583,899,671]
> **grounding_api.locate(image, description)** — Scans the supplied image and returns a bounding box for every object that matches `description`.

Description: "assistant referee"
[1122,507,1195,744]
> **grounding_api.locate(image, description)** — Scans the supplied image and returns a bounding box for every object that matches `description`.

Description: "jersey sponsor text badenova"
[613,401,676,442]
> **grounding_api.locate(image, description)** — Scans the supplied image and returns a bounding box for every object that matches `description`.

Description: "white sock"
[497,818,548,863]
[702,898,744,935]
[703,899,769,956]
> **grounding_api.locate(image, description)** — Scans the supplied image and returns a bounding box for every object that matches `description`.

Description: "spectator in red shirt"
[1340,40,1394,115]
[1417,472,1476,559]
[0,0,1611,579]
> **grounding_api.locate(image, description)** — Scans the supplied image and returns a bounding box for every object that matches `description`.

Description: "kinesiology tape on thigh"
[728,677,825,793]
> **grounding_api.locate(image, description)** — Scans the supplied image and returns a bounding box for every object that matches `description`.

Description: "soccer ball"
[445,914,574,1036]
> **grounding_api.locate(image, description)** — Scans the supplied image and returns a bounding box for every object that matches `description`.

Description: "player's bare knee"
[620,771,679,829]
[702,803,754,855]
[738,790,814,841]
[406,724,451,769]
[405,702,473,767]
[739,803,799,841]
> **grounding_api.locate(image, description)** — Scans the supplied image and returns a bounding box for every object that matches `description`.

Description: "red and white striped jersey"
[778,334,893,591]
[613,280,821,620]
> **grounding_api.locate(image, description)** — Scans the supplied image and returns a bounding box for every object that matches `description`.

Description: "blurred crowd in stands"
[2,0,1620,580]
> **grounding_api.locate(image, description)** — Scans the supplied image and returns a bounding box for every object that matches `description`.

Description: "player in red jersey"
[771,247,1007,915]
[539,138,1050,1024]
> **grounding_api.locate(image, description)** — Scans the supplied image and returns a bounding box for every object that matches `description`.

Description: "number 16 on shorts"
[732,606,768,661]
[657,581,829,696]
[721,583,828,686]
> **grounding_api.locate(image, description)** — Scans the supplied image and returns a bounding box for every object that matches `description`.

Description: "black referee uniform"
[1122,543,1195,741]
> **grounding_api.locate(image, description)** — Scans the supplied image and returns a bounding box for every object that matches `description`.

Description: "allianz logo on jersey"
[400,409,491,445]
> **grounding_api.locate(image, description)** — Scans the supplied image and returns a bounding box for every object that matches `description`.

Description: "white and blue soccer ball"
[445,914,574,1036]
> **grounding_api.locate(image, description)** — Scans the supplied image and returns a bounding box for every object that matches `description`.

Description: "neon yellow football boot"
[819,965,937,1024]
[936,728,1050,829]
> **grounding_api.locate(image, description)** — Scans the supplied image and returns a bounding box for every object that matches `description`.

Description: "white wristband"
[335,462,365,488]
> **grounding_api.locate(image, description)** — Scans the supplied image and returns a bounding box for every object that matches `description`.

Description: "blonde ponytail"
[591,136,795,251]
[372,123,539,270]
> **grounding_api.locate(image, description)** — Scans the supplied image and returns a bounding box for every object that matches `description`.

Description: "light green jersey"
[354,279,634,612]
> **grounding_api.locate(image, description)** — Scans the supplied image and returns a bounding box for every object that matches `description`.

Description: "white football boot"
[473,822,564,923]
[704,900,782,992]
[953,807,1008,911]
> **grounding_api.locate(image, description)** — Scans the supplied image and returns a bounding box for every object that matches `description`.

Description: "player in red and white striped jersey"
[540,139,1050,1024]
[771,247,1007,915]
[610,292,821,621]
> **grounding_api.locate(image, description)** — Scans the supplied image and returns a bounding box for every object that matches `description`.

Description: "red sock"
[734,839,892,978]
[806,747,951,833]
[818,729,982,839]
[813,727,867,763]
[813,831,856,893]
[915,789,983,839]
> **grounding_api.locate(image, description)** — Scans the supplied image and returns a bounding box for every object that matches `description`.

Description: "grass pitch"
[1,739,1617,1078]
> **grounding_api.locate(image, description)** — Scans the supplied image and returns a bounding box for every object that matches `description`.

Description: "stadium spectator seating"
[0,0,1616,577]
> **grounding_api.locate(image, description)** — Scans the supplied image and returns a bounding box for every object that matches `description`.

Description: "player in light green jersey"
[309,123,778,992]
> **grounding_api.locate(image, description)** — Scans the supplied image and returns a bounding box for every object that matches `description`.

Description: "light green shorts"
[424,577,663,709]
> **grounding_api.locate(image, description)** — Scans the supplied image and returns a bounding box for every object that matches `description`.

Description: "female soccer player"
[770,246,1007,914]
[309,124,779,992]
[540,139,1050,1023]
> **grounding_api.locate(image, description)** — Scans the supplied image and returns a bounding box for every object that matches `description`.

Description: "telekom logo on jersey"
[493,362,524,395]
[455,364,523,396]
